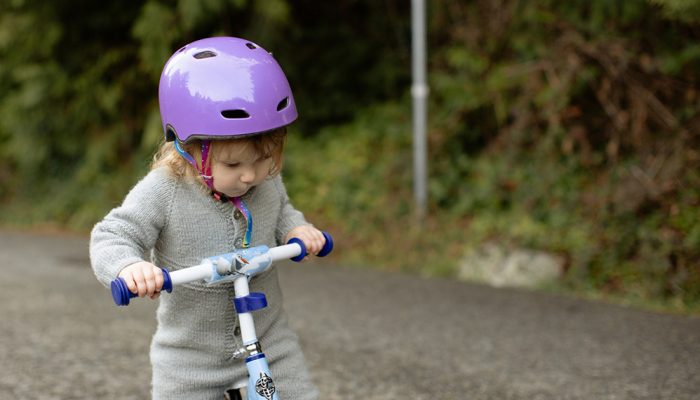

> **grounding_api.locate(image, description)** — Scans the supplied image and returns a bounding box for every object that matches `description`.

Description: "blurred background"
[0,0,698,313]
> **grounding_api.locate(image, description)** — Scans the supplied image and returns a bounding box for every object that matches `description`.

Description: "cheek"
[211,165,234,185]
[257,160,273,178]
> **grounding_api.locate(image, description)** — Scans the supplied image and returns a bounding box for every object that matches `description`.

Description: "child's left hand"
[285,225,326,258]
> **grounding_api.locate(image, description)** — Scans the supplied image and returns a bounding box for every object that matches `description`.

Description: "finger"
[132,269,147,297]
[308,230,325,254]
[306,240,319,255]
[143,268,156,297]
[315,231,326,253]
[153,267,164,292]
[299,234,317,255]
[150,291,161,300]
[307,239,320,255]
[123,274,138,294]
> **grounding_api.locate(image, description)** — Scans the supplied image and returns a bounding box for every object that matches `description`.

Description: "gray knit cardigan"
[90,167,318,399]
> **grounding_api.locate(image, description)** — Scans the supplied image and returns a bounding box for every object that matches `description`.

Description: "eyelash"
[222,155,271,168]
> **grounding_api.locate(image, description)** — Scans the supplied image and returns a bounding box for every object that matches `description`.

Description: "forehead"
[211,139,257,160]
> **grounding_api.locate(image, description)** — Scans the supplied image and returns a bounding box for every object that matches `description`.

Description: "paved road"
[1,230,699,399]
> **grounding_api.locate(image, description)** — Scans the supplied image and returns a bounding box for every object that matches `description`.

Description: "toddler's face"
[210,143,273,198]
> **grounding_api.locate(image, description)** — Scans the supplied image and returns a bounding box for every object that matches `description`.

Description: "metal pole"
[411,0,428,219]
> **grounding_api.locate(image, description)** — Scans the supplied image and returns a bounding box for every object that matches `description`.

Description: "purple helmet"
[159,37,297,143]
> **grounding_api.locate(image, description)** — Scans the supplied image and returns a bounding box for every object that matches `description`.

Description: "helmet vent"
[221,109,250,119]
[245,43,257,49]
[194,50,217,59]
[276,97,289,111]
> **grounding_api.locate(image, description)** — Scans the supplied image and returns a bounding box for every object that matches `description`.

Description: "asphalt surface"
[1,230,699,399]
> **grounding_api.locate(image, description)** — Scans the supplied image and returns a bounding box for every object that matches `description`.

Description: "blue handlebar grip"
[287,231,334,262]
[317,231,334,257]
[288,238,307,262]
[111,268,173,306]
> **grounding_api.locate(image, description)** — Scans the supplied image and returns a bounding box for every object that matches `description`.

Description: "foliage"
[0,0,699,311]
[424,0,700,309]
[651,0,700,22]
[0,0,409,223]
[288,0,700,310]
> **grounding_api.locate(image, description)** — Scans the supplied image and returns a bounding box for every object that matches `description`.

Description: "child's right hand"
[117,261,164,299]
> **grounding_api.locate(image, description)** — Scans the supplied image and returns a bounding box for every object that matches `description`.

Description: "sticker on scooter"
[255,372,276,400]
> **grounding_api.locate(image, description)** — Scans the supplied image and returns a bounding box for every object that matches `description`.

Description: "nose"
[240,166,255,184]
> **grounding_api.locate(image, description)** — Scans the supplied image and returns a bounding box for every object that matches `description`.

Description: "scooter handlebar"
[110,232,334,306]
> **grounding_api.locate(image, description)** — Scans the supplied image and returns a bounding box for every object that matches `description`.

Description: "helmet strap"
[232,197,253,248]
[174,140,214,189]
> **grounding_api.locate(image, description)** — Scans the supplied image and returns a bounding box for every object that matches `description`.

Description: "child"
[90,37,325,399]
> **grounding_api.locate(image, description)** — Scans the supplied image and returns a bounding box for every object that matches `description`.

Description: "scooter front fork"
[245,351,279,400]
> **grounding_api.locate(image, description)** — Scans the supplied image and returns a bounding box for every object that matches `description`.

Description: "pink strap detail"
[200,141,214,189]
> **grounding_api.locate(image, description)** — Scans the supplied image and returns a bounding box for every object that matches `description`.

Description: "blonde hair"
[152,129,287,183]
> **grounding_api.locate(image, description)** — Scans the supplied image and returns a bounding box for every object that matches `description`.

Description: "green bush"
[285,0,700,311]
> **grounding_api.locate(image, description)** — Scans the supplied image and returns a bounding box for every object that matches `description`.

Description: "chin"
[227,189,248,198]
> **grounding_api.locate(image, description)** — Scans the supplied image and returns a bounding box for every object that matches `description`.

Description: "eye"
[225,162,240,168]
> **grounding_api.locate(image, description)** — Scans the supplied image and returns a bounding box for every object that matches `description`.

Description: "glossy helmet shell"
[159,37,297,142]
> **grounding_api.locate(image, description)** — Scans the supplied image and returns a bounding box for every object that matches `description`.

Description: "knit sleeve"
[89,168,176,287]
[272,174,309,245]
